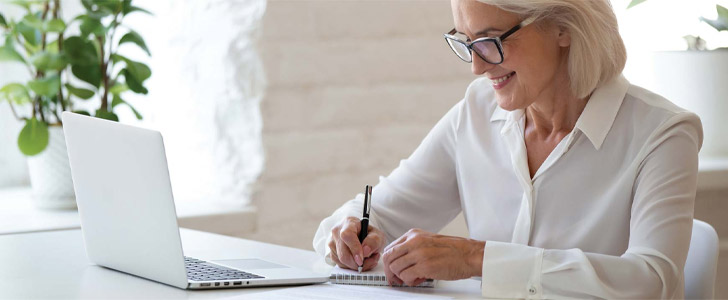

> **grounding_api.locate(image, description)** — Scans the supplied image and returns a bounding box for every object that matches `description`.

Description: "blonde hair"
[476,0,627,98]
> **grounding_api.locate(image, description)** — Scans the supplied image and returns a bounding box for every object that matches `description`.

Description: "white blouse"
[313,75,702,299]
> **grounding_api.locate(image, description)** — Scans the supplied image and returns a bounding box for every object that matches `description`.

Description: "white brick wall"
[248,0,474,250]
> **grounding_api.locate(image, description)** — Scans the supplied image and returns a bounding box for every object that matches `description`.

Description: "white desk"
[0,229,481,299]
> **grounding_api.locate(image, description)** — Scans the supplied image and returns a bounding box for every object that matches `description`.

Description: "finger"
[399,263,426,287]
[340,221,364,266]
[361,252,380,272]
[361,228,385,257]
[382,240,410,268]
[330,251,346,268]
[383,232,408,254]
[336,238,358,270]
[410,278,427,287]
[388,251,418,277]
[383,253,404,286]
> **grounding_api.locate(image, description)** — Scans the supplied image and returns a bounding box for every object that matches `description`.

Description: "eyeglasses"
[444,16,536,64]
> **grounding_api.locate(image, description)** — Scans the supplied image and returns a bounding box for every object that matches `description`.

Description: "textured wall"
[124,0,266,206]
[247,0,474,247]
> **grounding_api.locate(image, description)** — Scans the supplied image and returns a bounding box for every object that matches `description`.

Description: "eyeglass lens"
[445,37,503,64]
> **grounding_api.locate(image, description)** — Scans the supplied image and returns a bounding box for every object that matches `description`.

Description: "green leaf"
[64,36,98,65]
[18,118,49,156]
[16,21,41,46]
[72,110,91,116]
[0,43,26,63]
[118,30,150,56]
[28,75,61,97]
[71,63,102,87]
[95,109,119,122]
[77,16,105,38]
[125,102,142,120]
[111,94,143,120]
[119,55,151,82]
[109,83,128,95]
[627,0,647,8]
[122,69,147,94]
[122,1,153,16]
[21,14,43,31]
[95,0,123,14]
[44,19,66,33]
[30,51,68,71]
[65,84,95,99]
[9,0,32,11]
[0,83,32,104]
[115,54,151,94]
[0,12,7,28]
[111,94,123,108]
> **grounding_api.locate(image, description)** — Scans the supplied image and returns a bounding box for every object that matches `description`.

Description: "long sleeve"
[313,100,465,261]
[480,112,702,299]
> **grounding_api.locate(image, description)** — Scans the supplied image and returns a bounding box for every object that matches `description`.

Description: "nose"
[471,52,495,75]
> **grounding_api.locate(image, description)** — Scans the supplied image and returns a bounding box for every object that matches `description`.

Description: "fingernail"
[354,255,363,266]
[363,245,371,257]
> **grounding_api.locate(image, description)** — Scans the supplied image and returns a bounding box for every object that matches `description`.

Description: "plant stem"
[98,35,108,111]
[52,0,66,114]
[40,1,49,51]
[7,101,22,121]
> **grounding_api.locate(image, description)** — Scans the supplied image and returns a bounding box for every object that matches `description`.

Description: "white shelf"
[0,186,257,236]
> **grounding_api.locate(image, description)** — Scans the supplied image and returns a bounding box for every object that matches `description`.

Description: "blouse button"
[528,286,537,295]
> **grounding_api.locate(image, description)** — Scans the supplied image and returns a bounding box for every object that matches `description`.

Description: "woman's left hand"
[381,228,486,287]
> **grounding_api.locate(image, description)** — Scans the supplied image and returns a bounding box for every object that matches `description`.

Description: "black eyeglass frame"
[444,16,536,64]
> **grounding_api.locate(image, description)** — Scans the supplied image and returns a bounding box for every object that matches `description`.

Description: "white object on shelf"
[653,50,728,158]
[26,126,76,210]
[0,186,257,236]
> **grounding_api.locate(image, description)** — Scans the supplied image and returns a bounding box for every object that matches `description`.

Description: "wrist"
[467,239,485,277]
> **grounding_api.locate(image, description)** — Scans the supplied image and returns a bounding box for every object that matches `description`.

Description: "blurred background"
[1,0,727,297]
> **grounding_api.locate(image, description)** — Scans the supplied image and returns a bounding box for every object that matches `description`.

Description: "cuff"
[481,241,544,299]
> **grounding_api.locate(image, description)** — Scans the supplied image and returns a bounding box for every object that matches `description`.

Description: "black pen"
[357,185,372,273]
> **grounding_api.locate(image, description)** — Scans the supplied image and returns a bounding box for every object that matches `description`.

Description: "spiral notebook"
[328,264,435,287]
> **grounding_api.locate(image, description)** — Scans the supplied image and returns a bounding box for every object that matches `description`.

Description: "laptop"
[61,112,329,289]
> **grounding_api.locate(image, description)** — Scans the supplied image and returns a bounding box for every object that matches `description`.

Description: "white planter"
[26,126,76,210]
[653,50,728,158]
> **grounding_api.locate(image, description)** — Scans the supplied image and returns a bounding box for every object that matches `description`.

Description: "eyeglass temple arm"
[500,16,537,40]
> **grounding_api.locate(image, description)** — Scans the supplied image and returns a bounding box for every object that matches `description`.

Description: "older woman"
[313,0,702,298]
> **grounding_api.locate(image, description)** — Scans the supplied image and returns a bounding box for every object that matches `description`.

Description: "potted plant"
[629,0,728,158]
[0,0,151,209]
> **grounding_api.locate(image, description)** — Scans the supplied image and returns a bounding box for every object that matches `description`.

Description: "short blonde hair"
[476,0,627,98]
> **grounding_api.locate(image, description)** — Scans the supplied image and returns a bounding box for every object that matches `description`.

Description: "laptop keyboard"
[185,257,265,281]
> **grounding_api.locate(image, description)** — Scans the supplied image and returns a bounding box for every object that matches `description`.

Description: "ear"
[556,26,571,47]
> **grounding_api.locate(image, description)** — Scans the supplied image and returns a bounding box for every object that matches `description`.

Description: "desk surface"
[0,229,481,299]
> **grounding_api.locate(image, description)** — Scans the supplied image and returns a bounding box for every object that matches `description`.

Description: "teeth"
[492,72,514,84]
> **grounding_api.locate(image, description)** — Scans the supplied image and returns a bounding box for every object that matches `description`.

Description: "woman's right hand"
[328,216,387,271]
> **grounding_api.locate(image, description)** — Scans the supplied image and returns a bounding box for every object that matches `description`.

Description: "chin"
[495,95,521,111]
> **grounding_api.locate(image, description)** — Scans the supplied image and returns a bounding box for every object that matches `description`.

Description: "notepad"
[329,264,435,287]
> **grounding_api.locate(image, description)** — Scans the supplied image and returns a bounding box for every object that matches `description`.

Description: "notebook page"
[329,263,435,287]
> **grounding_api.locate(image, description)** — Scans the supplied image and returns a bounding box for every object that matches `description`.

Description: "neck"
[525,82,588,138]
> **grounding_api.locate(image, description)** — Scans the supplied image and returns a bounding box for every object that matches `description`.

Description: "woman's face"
[451,0,572,111]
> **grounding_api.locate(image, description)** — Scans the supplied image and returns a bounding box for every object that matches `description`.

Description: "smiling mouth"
[491,72,516,84]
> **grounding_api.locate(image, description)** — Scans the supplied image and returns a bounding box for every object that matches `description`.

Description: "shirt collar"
[490,75,630,150]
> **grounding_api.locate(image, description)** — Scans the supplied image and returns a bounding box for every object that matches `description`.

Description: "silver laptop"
[62,112,329,289]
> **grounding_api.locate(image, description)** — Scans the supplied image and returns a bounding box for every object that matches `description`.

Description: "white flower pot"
[653,50,728,158]
[26,126,76,210]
